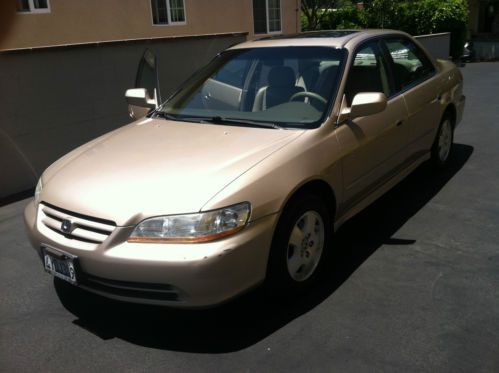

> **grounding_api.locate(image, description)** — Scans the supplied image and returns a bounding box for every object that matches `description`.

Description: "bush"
[365,0,469,59]
[424,0,469,59]
[318,5,367,30]
[302,0,469,59]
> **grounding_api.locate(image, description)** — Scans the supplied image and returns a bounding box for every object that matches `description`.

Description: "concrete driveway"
[1,62,498,372]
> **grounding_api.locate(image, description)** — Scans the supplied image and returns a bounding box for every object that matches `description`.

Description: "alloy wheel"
[286,210,325,282]
[438,119,453,163]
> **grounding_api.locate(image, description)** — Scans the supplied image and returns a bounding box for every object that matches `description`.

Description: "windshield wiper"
[150,111,210,124]
[150,111,181,121]
[150,112,281,129]
[199,116,281,129]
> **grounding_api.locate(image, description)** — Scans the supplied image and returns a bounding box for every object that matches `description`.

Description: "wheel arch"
[265,178,337,285]
[278,179,337,225]
[443,103,457,128]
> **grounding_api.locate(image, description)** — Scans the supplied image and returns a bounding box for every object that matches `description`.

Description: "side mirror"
[343,92,387,120]
[125,88,157,107]
[126,48,161,119]
[125,88,157,119]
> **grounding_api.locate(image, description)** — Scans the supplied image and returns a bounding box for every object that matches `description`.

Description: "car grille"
[39,203,116,245]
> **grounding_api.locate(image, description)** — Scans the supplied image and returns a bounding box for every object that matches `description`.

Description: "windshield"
[156,46,347,129]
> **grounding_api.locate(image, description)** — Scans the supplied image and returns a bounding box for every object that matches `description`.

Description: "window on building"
[17,0,50,13]
[253,0,281,34]
[151,0,186,25]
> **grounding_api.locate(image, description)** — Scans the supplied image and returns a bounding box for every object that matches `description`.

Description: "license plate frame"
[42,245,79,285]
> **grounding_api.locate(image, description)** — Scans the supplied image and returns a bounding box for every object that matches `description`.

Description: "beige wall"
[0,0,301,50]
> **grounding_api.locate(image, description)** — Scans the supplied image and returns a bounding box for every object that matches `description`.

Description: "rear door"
[382,37,441,162]
[335,40,409,207]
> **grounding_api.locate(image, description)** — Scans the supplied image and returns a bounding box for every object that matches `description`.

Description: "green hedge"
[318,4,367,30]
[303,0,469,59]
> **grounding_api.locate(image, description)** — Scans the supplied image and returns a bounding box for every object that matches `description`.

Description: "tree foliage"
[301,0,338,31]
[301,0,469,58]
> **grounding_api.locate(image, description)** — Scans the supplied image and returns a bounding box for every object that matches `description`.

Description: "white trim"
[169,0,188,25]
[149,0,187,26]
[165,0,172,24]
[253,0,282,35]
[152,22,187,27]
[267,0,283,34]
[265,0,270,33]
[17,0,51,14]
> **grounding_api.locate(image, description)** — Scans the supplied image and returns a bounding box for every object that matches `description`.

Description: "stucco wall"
[0,33,247,198]
[0,0,300,51]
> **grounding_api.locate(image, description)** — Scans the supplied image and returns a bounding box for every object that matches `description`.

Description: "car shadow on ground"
[55,143,473,353]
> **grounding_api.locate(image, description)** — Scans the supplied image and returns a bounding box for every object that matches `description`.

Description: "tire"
[264,193,332,298]
[430,114,454,168]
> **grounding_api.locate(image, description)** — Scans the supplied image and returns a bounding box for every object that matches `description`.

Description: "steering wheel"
[289,91,328,107]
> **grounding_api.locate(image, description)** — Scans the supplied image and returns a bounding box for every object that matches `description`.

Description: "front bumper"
[24,200,277,308]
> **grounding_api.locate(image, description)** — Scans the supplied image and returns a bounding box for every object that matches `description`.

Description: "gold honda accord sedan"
[24,30,465,307]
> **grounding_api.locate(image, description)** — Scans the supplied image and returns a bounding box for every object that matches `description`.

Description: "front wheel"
[265,194,331,297]
[430,115,454,168]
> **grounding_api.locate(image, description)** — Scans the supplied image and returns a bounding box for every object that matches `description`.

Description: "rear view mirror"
[126,48,161,119]
[349,92,387,119]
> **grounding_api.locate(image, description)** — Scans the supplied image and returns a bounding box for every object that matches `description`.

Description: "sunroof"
[257,30,359,41]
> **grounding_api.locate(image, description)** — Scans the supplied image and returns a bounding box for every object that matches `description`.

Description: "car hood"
[41,118,304,226]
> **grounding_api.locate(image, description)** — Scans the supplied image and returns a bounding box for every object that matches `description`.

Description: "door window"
[383,38,435,90]
[344,41,392,106]
[135,49,160,101]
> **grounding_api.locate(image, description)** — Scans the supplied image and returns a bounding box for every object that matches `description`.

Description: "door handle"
[429,95,441,104]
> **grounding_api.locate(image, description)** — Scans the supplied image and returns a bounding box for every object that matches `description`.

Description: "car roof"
[229,29,409,50]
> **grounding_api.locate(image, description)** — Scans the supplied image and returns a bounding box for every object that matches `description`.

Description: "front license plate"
[42,246,78,285]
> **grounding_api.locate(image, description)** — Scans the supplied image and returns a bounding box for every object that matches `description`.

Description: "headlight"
[128,202,251,243]
[34,178,43,203]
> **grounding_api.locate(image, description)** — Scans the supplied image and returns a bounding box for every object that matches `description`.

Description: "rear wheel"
[430,115,454,168]
[265,194,331,297]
